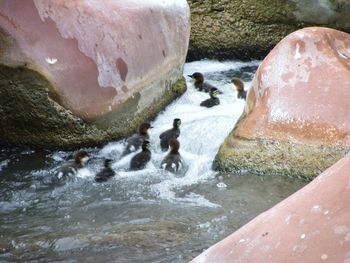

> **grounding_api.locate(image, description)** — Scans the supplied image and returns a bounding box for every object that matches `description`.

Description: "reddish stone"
[0,0,190,119]
[236,27,350,145]
[192,153,350,263]
[215,27,350,177]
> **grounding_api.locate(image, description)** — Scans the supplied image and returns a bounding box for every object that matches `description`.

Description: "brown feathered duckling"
[231,78,246,100]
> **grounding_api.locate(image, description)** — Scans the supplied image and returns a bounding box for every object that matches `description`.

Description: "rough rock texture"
[0,0,190,148]
[187,0,350,60]
[214,27,350,179]
[192,153,350,263]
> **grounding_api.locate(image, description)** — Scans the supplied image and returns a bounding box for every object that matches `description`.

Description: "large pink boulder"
[0,0,190,147]
[215,27,350,178]
[192,153,350,263]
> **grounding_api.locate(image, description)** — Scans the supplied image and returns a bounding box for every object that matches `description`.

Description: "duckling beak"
[187,75,193,78]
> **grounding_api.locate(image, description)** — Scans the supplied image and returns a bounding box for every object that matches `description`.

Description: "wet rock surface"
[0,0,190,148]
[193,153,350,263]
[215,27,350,178]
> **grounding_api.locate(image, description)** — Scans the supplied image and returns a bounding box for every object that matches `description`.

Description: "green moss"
[187,0,298,60]
[187,0,350,60]
[0,65,186,149]
[214,136,350,180]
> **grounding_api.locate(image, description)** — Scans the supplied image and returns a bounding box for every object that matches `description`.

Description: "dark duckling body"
[54,150,89,181]
[200,88,220,108]
[122,122,152,156]
[160,138,184,174]
[231,78,247,100]
[159,118,181,152]
[188,72,222,93]
[95,159,115,182]
[129,140,151,171]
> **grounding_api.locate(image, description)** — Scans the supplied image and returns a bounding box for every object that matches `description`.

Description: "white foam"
[96,59,259,206]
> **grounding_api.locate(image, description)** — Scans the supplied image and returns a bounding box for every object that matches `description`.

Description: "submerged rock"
[187,0,350,60]
[0,0,190,148]
[214,27,350,178]
[192,153,350,263]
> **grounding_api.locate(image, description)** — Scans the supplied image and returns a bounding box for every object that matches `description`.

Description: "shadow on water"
[0,60,308,263]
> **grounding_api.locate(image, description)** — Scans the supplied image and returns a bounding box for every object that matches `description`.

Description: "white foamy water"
[89,59,260,207]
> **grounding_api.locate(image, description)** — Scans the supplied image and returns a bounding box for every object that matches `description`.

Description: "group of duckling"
[53,118,183,183]
[53,73,246,183]
[188,72,247,107]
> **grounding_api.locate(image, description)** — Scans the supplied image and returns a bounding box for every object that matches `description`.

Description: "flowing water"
[0,60,307,263]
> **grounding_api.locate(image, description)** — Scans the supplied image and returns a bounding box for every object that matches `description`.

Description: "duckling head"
[75,150,89,166]
[210,87,220,98]
[139,122,152,135]
[231,78,244,92]
[142,140,151,151]
[188,72,204,83]
[104,159,113,168]
[173,118,181,129]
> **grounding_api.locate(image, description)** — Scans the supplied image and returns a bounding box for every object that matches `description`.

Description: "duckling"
[95,159,115,182]
[160,138,184,174]
[159,118,181,152]
[129,140,151,171]
[200,87,220,108]
[54,150,89,181]
[122,122,152,156]
[231,78,247,100]
[188,72,222,93]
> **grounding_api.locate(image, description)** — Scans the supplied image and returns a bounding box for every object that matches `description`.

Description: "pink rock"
[0,0,190,119]
[237,27,350,145]
[0,0,189,147]
[192,153,350,263]
[215,27,350,177]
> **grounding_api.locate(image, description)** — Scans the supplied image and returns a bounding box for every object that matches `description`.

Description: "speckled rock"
[192,153,350,263]
[187,0,350,60]
[214,27,350,179]
[0,0,190,148]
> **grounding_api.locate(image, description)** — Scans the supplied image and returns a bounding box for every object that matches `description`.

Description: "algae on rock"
[187,0,350,60]
[0,65,186,149]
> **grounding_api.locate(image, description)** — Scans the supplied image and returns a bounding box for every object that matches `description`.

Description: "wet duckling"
[129,140,151,171]
[188,72,222,93]
[160,138,184,174]
[159,118,181,152]
[54,150,89,181]
[122,122,152,156]
[95,159,116,183]
[200,87,220,108]
[231,78,246,100]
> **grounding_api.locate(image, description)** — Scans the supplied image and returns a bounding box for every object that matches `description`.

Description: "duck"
[122,122,152,156]
[200,87,220,108]
[54,150,89,181]
[188,72,222,93]
[160,138,184,174]
[159,118,181,152]
[231,78,247,100]
[129,140,152,171]
[95,159,116,182]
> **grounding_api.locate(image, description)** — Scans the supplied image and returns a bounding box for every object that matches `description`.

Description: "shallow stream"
[0,60,307,262]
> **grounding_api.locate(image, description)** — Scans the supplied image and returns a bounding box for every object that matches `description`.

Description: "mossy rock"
[0,65,186,149]
[187,0,350,60]
[214,135,350,180]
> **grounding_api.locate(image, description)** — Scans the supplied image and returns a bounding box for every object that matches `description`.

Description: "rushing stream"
[0,60,307,263]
